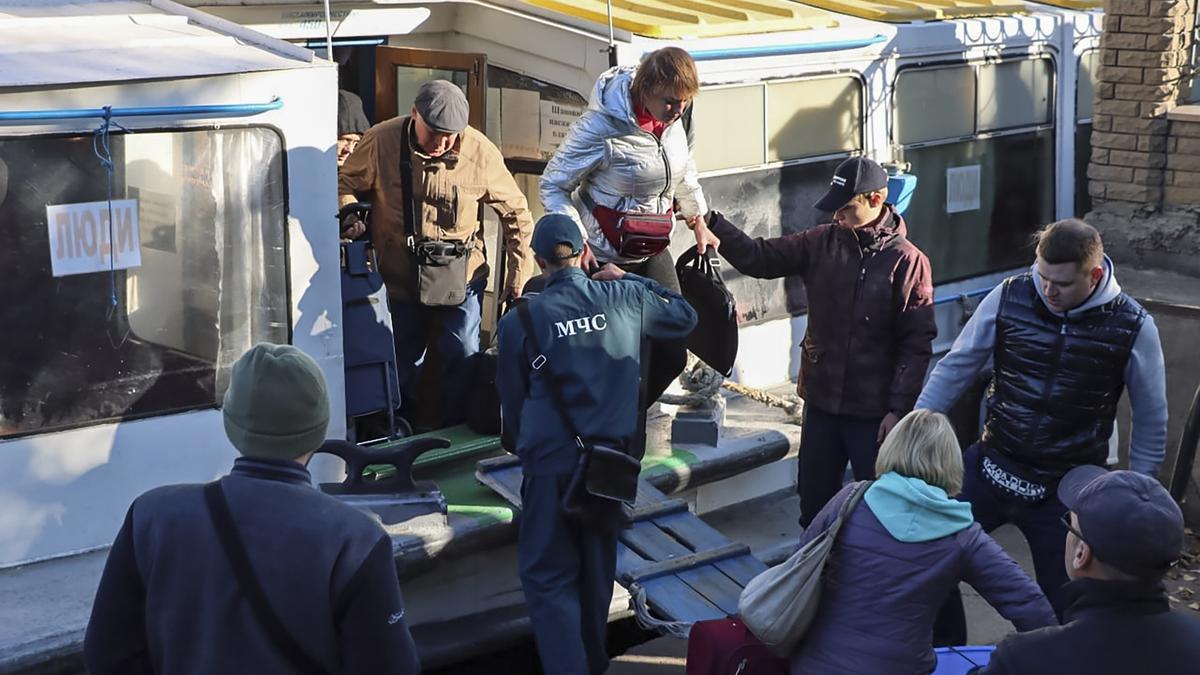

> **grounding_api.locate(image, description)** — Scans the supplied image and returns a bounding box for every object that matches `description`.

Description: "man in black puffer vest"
[918,219,1167,640]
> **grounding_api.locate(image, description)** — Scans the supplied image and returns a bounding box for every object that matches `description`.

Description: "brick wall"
[1166,109,1200,204]
[1089,0,1195,205]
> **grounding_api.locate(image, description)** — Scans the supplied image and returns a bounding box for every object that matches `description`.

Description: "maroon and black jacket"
[707,206,935,419]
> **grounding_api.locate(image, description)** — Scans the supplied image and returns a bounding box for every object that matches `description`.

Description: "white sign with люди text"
[46,199,142,278]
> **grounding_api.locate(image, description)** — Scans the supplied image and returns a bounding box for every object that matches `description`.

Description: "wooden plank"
[475,461,524,509]
[675,565,747,615]
[625,498,689,523]
[638,576,727,623]
[623,542,751,584]
[621,521,694,562]
[653,511,769,585]
[616,543,649,578]
[654,511,730,550]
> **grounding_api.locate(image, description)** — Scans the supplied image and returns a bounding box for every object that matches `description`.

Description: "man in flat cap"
[339,80,535,429]
[976,466,1200,674]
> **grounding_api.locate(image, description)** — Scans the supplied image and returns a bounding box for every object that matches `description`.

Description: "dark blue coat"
[979,578,1200,675]
[496,267,696,476]
[84,458,420,675]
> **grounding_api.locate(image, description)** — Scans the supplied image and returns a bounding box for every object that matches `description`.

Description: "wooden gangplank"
[476,454,766,627]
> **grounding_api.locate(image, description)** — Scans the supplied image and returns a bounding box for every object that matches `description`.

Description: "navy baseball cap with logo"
[532,214,585,260]
[815,157,889,212]
[1059,465,1184,578]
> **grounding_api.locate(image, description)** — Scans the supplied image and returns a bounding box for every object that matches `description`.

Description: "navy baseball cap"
[532,214,585,260]
[1059,465,1184,578]
[815,157,889,212]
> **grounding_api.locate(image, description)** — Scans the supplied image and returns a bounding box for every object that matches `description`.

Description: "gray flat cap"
[414,80,469,133]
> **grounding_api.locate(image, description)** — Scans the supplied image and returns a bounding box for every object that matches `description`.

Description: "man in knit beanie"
[85,344,420,675]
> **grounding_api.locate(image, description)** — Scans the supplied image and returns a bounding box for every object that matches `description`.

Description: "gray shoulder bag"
[738,480,872,657]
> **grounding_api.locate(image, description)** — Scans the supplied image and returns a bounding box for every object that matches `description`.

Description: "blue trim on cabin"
[0,98,283,122]
[933,287,993,306]
[305,38,386,49]
[688,34,887,61]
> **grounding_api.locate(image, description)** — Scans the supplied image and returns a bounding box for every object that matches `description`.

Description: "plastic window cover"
[767,77,862,161]
[694,76,863,172]
[977,58,1053,132]
[896,57,1055,146]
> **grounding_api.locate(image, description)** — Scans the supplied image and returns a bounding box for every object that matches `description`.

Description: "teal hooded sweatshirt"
[863,471,975,543]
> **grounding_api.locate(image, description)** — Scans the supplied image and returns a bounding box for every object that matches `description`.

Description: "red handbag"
[686,618,789,675]
[591,203,674,258]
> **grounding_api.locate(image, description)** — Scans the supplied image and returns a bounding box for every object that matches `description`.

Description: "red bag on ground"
[685,617,789,675]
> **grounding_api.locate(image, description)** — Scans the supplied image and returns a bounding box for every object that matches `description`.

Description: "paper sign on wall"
[540,101,584,156]
[46,199,142,277]
[946,165,982,214]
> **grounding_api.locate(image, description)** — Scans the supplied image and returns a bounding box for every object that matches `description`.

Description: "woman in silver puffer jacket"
[539,47,718,401]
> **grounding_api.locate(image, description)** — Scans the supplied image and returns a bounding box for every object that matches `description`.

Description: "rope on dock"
[658,360,804,421]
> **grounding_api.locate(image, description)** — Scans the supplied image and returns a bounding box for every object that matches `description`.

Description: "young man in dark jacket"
[496,214,697,675]
[83,344,420,675]
[692,157,936,526]
[977,466,1200,674]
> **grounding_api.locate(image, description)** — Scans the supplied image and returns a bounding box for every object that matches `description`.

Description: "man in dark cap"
[339,80,534,429]
[692,157,936,527]
[83,343,420,675]
[496,214,696,675]
[336,89,369,167]
[977,466,1200,674]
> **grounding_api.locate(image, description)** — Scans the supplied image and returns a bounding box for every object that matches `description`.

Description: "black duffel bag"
[676,245,738,376]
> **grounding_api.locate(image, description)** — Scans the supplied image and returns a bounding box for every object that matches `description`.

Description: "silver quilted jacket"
[539,66,707,264]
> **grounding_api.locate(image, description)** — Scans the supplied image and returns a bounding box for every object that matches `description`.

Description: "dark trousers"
[519,473,619,675]
[390,278,485,429]
[798,404,882,527]
[617,249,687,404]
[934,443,1070,645]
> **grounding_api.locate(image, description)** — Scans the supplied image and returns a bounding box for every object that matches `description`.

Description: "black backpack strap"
[203,482,329,675]
[516,301,584,446]
[399,117,416,249]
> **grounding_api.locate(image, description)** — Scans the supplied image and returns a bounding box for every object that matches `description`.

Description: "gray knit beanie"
[222,343,330,460]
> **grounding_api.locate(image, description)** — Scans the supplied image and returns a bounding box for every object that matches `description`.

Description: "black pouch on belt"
[413,238,471,306]
[399,117,472,307]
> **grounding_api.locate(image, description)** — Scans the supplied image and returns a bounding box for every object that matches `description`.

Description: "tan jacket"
[338,115,534,303]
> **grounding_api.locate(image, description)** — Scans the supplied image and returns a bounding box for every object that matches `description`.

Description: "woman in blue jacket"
[789,410,1056,674]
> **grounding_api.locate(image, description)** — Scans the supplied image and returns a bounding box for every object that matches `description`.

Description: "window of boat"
[1076,49,1099,216]
[690,75,863,324]
[0,127,288,439]
[895,57,1056,284]
[693,76,864,172]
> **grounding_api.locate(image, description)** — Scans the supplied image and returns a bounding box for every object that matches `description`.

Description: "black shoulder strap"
[204,482,329,675]
[516,301,584,445]
[398,117,416,246]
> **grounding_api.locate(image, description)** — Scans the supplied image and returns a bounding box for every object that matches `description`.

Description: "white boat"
[12,0,1194,672]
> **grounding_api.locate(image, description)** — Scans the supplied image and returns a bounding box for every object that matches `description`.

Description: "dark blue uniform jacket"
[496,267,697,476]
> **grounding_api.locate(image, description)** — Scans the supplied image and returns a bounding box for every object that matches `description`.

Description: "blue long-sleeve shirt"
[917,258,1168,476]
[496,267,697,476]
